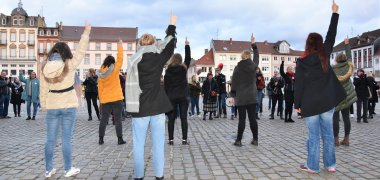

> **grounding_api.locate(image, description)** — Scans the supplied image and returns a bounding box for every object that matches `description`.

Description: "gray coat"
[231,44,259,106]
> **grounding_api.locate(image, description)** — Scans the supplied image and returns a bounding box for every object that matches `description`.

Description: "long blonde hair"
[168,53,186,69]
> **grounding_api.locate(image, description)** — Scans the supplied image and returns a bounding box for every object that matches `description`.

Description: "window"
[18,18,23,25]
[19,64,25,67]
[331,53,335,59]
[13,18,18,25]
[274,56,277,61]
[11,64,17,67]
[84,54,90,64]
[46,42,51,51]
[95,54,101,65]
[0,48,6,59]
[39,30,44,36]
[265,77,269,82]
[127,43,133,51]
[1,18,5,25]
[28,64,34,67]
[10,48,16,57]
[95,43,101,50]
[262,56,269,62]
[28,49,34,58]
[288,57,292,62]
[74,42,79,50]
[28,33,34,42]
[2,64,8,67]
[30,19,34,26]
[230,55,237,60]
[107,43,112,50]
[54,31,58,36]
[19,32,26,42]
[280,57,285,61]
[11,70,16,76]
[262,66,270,72]
[202,67,207,72]
[46,31,51,36]
[19,48,25,58]
[11,33,16,42]
[220,55,227,60]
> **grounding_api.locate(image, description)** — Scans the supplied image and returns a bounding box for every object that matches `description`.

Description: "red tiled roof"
[195,49,214,66]
[212,40,303,56]
[333,29,380,52]
[61,26,138,42]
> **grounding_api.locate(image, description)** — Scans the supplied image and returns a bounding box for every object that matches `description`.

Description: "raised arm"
[114,40,124,71]
[71,21,91,68]
[251,34,259,66]
[324,0,340,60]
[344,37,352,60]
[160,13,178,65]
[279,60,290,82]
[184,37,191,69]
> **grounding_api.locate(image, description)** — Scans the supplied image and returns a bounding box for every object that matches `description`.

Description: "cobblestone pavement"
[1,98,380,179]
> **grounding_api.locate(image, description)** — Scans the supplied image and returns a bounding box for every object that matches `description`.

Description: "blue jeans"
[304,108,336,172]
[218,93,227,115]
[2,94,10,117]
[132,114,165,178]
[27,99,38,117]
[45,108,77,172]
[190,96,200,115]
[256,90,264,113]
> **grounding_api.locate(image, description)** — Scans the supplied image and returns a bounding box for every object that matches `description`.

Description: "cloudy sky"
[1,0,379,59]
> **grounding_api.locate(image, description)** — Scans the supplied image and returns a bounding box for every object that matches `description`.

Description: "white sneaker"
[350,114,354,118]
[64,167,80,177]
[45,168,56,178]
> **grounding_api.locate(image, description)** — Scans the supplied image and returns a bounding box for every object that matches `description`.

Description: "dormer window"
[39,30,44,36]
[30,19,34,26]
[18,18,23,26]
[13,18,18,25]
[46,31,51,36]
[279,42,290,54]
[1,18,5,25]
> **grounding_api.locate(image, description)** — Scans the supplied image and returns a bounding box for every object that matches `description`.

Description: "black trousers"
[285,100,294,120]
[13,103,21,116]
[167,97,189,141]
[350,104,354,114]
[236,103,258,141]
[368,101,376,116]
[99,100,124,138]
[357,97,368,121]
[333,107,351,137]
[271,95,283,116]
[85,92,100,118]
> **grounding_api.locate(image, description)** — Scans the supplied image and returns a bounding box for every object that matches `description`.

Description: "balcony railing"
[27,40,35,45]
[0,58,36,62]
[0,39,6,45]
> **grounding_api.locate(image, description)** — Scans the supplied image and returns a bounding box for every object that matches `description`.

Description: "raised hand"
[251,33,255,44]
[85,20,91,32]
[332,0,339,13]
[185,37,189,45]
[344,36,349,45]
[170,11,177,25]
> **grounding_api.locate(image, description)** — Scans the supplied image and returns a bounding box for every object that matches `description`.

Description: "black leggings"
[85,92,100,118]
[236,104,258,141]
[13,103,21,116]
[271,95,283,116]
[285,100,294,120]
[167,97,189,141]
[333,107,351,137]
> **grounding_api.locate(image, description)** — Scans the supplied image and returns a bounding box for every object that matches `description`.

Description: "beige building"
[60,26,138,80]
[190,39,303,85]
[0,1,44,78]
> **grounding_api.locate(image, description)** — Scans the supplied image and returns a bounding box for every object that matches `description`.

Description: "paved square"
[1,98,380,179]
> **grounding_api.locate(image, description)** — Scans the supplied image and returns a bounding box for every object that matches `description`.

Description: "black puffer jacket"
[83,75,98,93]
[354,76,370,99]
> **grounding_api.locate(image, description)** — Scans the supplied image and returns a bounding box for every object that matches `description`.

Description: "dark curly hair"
[47,42,73,62]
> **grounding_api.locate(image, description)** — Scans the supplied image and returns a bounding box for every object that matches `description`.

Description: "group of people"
[2,0,378,179]
[0,71,40,120]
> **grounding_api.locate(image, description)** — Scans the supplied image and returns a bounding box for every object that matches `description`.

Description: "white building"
[0,1,43,78]
[60,26,138,80]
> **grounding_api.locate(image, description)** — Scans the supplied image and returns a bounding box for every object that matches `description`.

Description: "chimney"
[264,40,268,45]
[229,38,232,45]
[204,49,209,54]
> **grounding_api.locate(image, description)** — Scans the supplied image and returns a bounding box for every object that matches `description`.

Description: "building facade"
[189,39,303,85]
[0,1,44,78]
[37,23,61,77]
[331,29,380,81]
[60,26,138,80]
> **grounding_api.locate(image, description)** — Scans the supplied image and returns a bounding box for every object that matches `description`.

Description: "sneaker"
[168,140,174,145]
[297,115,302,119]
[327,168,336,173]
[64,167,80,177]
[45,168,57,178]
[300,164,316,174]
[182,139,189,145]
[350,114,354,118]
[233,140,242,147]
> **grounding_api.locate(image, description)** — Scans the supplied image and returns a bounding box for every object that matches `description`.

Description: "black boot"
[269,114,274,120]
[88,117,92,121]
[233,140,242,147]
[99,137,104,145]
[156,177,164,180]
[118,136,126,145]
[203,112,206,121]
[209,113,213,120]
[32,116,36,120]
[256,113,260,120]
[26,116,31,120]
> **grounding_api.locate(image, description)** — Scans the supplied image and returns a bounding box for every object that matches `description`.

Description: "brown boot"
[340,136,349,146]
[334,136,340,146]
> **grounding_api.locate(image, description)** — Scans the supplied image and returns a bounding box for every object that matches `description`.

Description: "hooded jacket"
[230,43,259,106]
[40,28,90,110]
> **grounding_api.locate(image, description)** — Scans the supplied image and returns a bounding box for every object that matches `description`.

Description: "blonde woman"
[83,68,100,121]
[40,21,91,178]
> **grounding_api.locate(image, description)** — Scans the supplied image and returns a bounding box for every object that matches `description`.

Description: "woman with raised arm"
[164,38,192,145]
[40,21,91,178]
[230,34,259,147]
[125,13,177,180]
[294,1,346,174]
[332,37,357,146]
[98,40,126,145]
[280,60,295,123]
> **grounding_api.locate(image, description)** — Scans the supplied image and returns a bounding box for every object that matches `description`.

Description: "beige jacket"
[40,29,90,110]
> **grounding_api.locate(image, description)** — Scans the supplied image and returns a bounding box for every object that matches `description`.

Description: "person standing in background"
[10,77,24,117]
[214,65,227,118]
[256,68,265,120]
[353,69,370,123]
[83,68,100,121]
[189,75,201,117]
[280,60,295,123]
[367,72,379,119]
[0,72,11,119]
[20,71,40,120]
[268,70,284,120]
